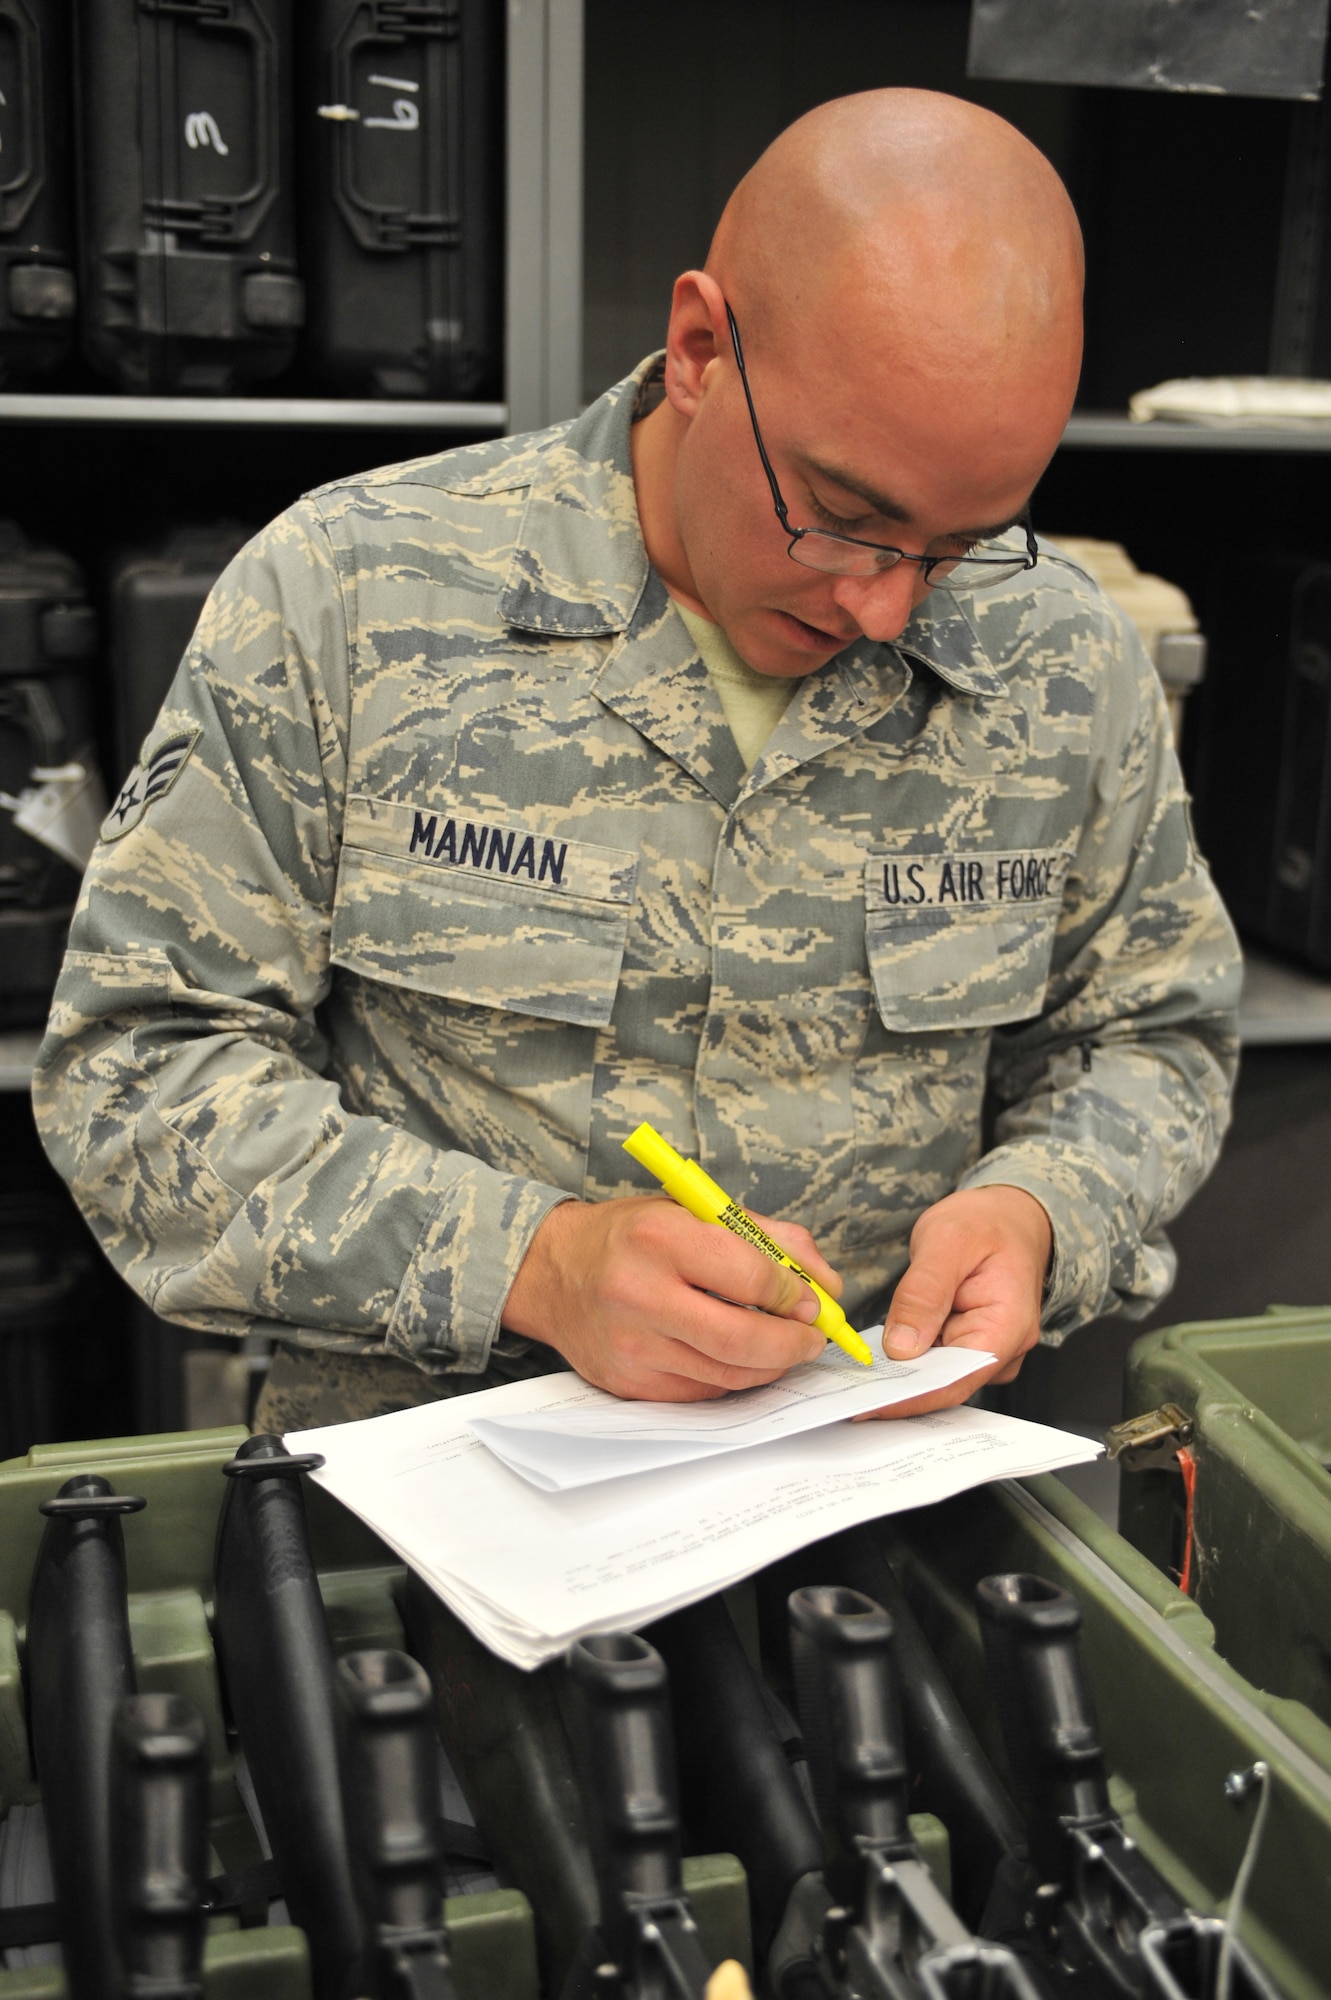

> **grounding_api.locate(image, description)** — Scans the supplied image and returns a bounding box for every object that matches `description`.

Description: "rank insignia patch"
[100,727,202,842]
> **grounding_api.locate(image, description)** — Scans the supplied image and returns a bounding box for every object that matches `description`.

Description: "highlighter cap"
[622,1123,686,1186]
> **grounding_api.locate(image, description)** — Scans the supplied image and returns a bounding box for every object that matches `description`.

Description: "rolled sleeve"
[386,1169,573,1372]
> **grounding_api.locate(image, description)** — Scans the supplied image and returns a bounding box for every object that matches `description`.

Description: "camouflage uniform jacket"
[34,357,1242,1382]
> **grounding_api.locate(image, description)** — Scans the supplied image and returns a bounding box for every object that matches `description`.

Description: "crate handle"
[326,4,461,254]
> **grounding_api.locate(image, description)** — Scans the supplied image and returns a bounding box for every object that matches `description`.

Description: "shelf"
[0,1032,41,1092]
[1238,950,1331,1045]
[1061,413,1331,452]
[0,393,508,432]
[8,402,1325,445]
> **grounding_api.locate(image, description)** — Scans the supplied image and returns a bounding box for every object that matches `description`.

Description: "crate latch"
[1104,1402,1194,1470]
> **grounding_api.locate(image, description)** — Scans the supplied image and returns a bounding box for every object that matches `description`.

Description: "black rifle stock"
[110,1692,210,1999]
[213,1433,365,1998]
[336,1648,457,2000]
[824,1528,1027,1928]
[563,1630,713,2000]
[975,1574,1279,2000]
[788,1585,1049,2000]
[651,1593,824,1954]
[26,1473,145,2000]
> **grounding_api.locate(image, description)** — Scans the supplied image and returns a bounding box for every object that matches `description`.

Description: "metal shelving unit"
[0,1034,42,1093]
[0,0,585,443]
[1061,413,1331,452]
[505,0,584,436]
[9,4,1331,1078]
[0,393,508,431]
[1058,413,1331,1045]
[0,0,586,1096]
[1238,952,1331,1045]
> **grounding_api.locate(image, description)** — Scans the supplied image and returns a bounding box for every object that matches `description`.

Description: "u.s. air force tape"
[100,728,201,842]
[864,847,1073,911]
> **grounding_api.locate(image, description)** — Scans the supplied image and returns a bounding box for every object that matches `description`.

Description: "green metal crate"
[0,1425,541,2000]
[861,1473,1331,1998]
[1119,1309,1331,1731]
[10,1422,1329,1995]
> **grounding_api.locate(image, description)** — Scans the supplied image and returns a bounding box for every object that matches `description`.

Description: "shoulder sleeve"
[33,498,569,1372]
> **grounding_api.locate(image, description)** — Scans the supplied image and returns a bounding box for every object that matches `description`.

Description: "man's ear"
[662,270,730,420]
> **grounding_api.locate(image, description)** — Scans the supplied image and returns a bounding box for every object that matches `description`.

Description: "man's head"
[630,89,1084,676]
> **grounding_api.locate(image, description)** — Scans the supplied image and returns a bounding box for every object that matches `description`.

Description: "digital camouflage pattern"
[251,1337,564,1432]
[34,356,1242,1397]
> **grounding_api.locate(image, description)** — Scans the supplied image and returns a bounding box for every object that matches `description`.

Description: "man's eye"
[810,497,867,533]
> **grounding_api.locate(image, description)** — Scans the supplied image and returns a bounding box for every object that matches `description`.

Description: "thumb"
[883,1229,964,1360]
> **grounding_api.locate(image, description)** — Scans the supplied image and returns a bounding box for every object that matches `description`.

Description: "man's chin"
[741,607,851,675]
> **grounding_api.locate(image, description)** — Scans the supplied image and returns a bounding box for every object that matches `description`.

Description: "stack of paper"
[291,1342,1100,1670]
[465,1339,994,1489]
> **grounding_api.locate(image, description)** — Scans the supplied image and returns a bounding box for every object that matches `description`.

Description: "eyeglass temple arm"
[725,303,798,533]
[728,302,1040,567]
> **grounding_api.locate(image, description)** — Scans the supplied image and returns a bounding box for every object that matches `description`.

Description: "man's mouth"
[772,607,853,651]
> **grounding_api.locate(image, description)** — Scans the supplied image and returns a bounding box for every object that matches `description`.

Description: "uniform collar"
[497,362,653,637]
[498,352,1008,703]
[893,592,1007,699]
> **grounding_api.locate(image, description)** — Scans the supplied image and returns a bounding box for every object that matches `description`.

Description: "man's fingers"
[937,1309,1011,1350]
[748,1212,844,1299]
[503,1192,832,1403]
[938,1303,1040,1371]
[882,1228,968,1359]
[669,1218,824,1330]
[669,1292,826,1376]
[852,1364,1000,1421]
[594,1318,816,1397]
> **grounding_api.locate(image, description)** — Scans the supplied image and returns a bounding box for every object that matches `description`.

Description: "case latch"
[1104,1402,1194,1469]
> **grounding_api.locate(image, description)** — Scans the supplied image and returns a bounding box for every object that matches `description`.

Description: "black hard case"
[300,0,502,398]
[74,0,303,394]
[109,522,252,780]
[0,522,98,1028]
[0,1187,102,1459]
[0,0,77,385]
[1190,556,1331,974]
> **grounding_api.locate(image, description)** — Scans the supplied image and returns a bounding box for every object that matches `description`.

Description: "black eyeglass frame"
[724,302,1040,585]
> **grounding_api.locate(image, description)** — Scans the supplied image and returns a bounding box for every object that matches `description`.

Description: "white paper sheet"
[290,1395,1101,1670]
[464,1337,993,1490]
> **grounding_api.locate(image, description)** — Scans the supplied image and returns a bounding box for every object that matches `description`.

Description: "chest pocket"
[865,848,1071,1033]
[330,794,638,1029]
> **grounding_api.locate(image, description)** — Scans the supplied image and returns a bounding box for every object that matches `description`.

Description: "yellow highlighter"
[622,1122,873,1367]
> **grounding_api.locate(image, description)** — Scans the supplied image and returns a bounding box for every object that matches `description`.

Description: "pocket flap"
[865,847,1070,1032]
[331,796,637,1028]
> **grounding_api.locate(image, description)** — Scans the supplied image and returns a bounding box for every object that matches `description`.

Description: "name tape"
[408,810,570,886]
[343,794,639,904]
[866,848,1072,912]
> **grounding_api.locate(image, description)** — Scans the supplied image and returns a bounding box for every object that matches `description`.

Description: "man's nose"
[829,563,923,643]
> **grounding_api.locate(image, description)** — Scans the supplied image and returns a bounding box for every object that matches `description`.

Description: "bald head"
[709,90,1082,406]
[632,91,1084,677]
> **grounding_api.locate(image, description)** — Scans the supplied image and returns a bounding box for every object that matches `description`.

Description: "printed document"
[465,1335,993,1490]
[290,1390,1100,1670]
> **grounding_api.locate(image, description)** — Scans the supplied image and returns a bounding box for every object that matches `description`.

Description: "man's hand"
[858,1186,1052,1420]
[502,1196,842,1400]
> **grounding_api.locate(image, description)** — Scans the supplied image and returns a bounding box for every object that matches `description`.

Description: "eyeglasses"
[724,302,1039,589]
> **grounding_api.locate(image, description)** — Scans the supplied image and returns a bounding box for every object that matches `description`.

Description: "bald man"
[35,91,1240,1431]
